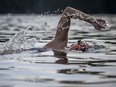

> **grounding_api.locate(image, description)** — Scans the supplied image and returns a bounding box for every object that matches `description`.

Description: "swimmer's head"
[70,40,90,52]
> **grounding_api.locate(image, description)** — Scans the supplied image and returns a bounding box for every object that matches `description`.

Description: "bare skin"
[43,6,107,51]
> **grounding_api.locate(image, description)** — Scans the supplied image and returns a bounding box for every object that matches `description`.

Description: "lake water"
[0,14,116,87]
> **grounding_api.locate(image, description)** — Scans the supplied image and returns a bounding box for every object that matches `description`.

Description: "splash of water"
[0,12,54,54]
[0,29,37,54]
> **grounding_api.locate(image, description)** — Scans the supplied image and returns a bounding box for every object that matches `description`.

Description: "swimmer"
[43,6,108,52]
[0,6,108,55]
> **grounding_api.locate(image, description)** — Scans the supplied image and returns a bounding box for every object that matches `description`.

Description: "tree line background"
[0,0,116,14]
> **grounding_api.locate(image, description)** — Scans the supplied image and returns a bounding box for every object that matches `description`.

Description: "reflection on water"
[0,14,116,87]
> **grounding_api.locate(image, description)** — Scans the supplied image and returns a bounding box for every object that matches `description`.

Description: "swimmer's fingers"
[93,19,107,30]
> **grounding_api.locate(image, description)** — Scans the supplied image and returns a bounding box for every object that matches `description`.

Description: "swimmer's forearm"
[75,10,96,24]
[65,6,96,25]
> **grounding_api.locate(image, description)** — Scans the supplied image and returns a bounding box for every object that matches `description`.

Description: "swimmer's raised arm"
[60,6,107,30]
[43,6,107,50]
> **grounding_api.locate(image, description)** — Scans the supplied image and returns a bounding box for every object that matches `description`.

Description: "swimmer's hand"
[92,19,108,30]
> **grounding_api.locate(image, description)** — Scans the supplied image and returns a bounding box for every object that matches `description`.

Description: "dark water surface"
[0,14,116,87]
